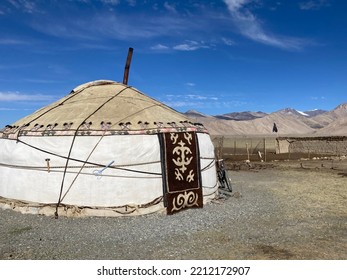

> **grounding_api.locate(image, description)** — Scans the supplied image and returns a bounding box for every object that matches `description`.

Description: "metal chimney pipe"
[123,47,133,85]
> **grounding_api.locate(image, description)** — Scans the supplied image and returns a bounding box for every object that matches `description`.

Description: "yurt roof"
[8,80,203,134]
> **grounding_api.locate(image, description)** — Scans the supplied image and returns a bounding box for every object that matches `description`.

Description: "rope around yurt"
[55,85,132,218]
[59,132,106,204]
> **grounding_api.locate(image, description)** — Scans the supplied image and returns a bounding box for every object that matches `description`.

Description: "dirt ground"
[220,157,347,259]
[0,157,346,260]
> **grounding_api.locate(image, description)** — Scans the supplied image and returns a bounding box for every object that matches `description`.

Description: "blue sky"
[0,0,346,127]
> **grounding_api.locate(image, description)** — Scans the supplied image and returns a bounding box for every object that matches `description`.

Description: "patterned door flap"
[162,132,203,214]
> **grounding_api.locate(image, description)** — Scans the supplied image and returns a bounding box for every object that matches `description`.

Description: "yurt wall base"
[0,197,166,217]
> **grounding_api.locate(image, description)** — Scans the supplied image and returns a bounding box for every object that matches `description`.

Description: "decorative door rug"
[162,132,203,214]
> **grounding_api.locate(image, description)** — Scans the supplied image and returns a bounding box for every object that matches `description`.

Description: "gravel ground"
[0,159,346,260]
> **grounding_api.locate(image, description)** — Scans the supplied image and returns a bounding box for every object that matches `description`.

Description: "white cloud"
[0,38,30,45]
[162,95,246,111]
[223,0,308,50]
[173,40,209,51]
[151,41,211,52]
[150,44,169,50]
[126,0,136,7]
[0,107,31,111]
[162,94,219,108]
[160,92,251,112]
[187,94,208,100]
[299,0,330,10]
[74,0,122,4]
[15,2,217,51]
[185,82,196,87]
[224,0,251,11]
[164,2,177,13]
[0,92,53,102]
[311,96,326,100]
[31,12,192,42]
[0,108,17,111]
[222,37,235,46]
[99,0,120,5]
[5,1,308,52]
[173,44,198,51]
[23,78,63,84]
[163,100,203,108]
[7,0,39,13]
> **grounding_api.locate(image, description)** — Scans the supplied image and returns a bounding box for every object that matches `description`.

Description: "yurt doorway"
[158,131,203,215]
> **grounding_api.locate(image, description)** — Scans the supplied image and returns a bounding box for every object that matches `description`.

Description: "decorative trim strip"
[1,126,208,139]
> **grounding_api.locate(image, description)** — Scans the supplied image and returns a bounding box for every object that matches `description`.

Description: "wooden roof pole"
[123,47,133,85]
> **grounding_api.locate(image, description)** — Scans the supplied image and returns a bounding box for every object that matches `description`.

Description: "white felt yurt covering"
[0,80,218,217]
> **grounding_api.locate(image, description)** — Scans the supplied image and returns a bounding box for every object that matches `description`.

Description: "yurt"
[0,76,218,217]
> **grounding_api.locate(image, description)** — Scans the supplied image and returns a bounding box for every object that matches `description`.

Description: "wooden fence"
[211,136,347,162]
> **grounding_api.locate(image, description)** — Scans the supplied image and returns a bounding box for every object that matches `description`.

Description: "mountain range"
[185,103,347,136]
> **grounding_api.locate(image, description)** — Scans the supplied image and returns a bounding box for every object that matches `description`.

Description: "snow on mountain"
[304,109,328,117]
[296,110,309,116]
